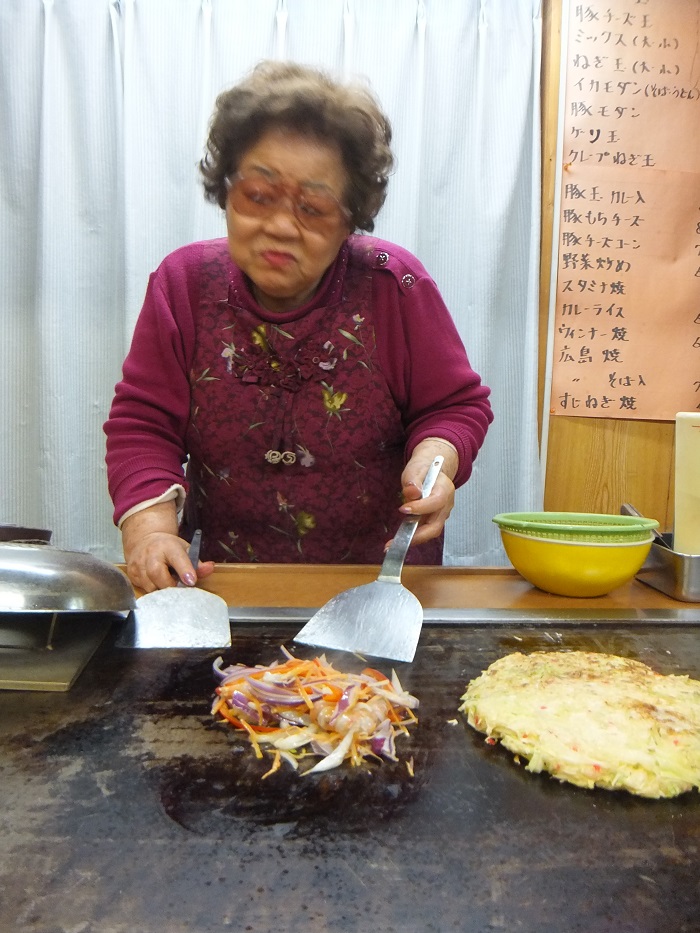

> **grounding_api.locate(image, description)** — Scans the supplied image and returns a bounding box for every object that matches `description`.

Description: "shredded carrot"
[315,682,344,702]
[296,683,317,712]
[213,700,245,729]
[361,667,390,682]
[262,750,282,780]
[240,720,264,758]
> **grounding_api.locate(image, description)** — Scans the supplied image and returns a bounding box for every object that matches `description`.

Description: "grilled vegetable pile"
[212,648,418,777]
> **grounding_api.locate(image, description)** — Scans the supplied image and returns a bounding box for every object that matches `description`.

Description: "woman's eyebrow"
[245,163,276,178]
[245,163,337,194]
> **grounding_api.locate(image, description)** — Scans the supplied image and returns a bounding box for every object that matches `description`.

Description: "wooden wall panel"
[544,417,674,526]
[539,0,675,531]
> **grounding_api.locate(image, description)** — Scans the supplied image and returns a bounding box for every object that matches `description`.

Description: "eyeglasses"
[225,171,350,235]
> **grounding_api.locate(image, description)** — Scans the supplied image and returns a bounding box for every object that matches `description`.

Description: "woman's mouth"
[261,250,296,268]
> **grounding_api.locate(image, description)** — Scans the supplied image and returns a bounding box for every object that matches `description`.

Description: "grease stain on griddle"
[493,628,692,676]
[153,730,429,838]
[140,633,431,838]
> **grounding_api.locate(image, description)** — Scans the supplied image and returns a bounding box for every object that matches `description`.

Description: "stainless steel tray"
[636,539,700,602]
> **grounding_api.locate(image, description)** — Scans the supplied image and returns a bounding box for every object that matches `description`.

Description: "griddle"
[1,614,699,933]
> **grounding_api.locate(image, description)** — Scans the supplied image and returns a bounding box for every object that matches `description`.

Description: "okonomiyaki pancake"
[459,651,700,798]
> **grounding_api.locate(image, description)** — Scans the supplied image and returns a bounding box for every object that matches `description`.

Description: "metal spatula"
[294,455,444,663]
[116,530,231,649]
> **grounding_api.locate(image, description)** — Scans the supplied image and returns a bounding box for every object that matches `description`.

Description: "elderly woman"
[105,61,492,592]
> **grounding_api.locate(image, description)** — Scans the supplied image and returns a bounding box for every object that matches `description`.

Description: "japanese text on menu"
[550,0,700,420]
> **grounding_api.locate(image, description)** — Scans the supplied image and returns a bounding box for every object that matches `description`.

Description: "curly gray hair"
[199,60,394,233]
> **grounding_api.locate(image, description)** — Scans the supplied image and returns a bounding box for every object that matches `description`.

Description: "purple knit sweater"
[104,235,492,563]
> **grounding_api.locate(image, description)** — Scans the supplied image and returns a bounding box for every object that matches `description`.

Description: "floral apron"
[185,239,441,565]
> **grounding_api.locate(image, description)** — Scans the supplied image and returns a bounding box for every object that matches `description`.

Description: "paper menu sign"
[549,0,700,421]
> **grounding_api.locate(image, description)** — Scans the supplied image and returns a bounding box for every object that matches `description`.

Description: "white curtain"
[0,0,543,565]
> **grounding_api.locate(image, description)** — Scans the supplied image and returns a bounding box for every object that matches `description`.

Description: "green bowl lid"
[492,511,659,544]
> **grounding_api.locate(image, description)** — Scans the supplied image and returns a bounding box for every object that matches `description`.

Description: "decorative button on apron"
[265,449,297,465]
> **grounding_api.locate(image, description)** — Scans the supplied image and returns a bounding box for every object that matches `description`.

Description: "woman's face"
[226,129,351,313]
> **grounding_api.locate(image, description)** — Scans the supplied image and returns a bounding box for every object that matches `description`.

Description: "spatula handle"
[378,456,444,583]
[188,529,202,565]
[177,529,202,589]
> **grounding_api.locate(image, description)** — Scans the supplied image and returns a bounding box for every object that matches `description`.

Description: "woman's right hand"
[120,502,215,592]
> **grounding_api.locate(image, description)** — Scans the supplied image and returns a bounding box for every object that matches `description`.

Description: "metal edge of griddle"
[0,613,119,692]
[229,606,700,626]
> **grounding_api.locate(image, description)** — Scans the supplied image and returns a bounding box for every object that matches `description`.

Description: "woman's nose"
[262,195,302,235]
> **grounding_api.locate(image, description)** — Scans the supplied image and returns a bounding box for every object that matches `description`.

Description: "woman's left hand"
[390,438,459,548]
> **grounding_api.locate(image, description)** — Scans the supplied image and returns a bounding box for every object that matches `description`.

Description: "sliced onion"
[310,736,336,756]
[279,750,299,770]
[277,710,311,726]
[329,682,360,725]
[270,726,320,750]
[391,669,404,693]
[370,718,397,760]
[304,730,356,775]
[368,683,419,709]
[219,665,270,686]
[243,675,307,706]
[227,690,268,725]
[226,689,255,712]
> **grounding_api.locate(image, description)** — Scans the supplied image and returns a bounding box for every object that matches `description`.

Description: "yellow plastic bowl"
[499,528,654,597]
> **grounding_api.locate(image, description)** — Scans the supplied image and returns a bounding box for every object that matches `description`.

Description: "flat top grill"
[2,616,700,933]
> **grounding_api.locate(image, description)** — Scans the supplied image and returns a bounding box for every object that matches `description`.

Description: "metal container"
[0,524,52,543]
[636,537,700,603]
[0,542,135,612]
[0,543,136,692]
